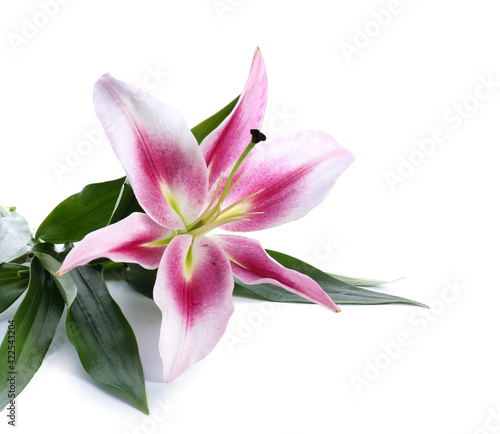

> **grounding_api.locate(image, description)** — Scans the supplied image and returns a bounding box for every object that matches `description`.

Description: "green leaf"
[120,257,425,308]
[0,209,31,263]
[107,179,143,225]
[31,243,77,306]
[327,273,403,287]
[30,244,147,412]
[191,96,239,144]
[233,250,427,308]
[0,263,29,313]
[66,266,149,414]
[123,263,156,299]
[31,242,70,265]
[36,177,126,243]
[0,258,65,410]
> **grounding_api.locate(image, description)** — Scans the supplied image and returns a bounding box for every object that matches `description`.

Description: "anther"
[250,129,266,144]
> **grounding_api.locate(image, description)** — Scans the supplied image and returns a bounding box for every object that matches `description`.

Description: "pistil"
[185,129,266,237]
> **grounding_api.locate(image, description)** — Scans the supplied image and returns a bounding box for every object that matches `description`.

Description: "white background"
[1,1,499,433]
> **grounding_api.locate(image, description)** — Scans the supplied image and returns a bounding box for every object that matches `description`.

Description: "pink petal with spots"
[153,234,234,382]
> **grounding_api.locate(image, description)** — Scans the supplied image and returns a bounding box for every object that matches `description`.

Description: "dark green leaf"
[121,256,425,308]
[30,244,148,412]
[0,209,31,263]
[123,263,156,299]
[31,242,68,264]
[0,258,65,410]
[36,177,126,243]
[233,250,427,308]
[191,96,239,144]
[0,263,29,313]
[31,243,77,306]
[328,273,403,287]
[66,266,149,414]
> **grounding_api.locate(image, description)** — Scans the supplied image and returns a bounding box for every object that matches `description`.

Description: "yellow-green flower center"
[184,135,264,237]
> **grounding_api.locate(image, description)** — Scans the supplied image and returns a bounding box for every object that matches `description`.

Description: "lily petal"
[200,48,268,188]
[218,131,354,232]
[214,234,340,312]
[57,213,175,276]
[153,234,234,382]
[94,74,209,230]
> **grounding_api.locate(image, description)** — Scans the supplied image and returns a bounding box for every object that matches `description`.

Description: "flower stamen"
[186,129,266,237]
[188,211,264,237]
[217,188,265,219]
[187,175,222,231]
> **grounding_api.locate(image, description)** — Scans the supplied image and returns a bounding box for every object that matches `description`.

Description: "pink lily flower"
[56,49,354,382]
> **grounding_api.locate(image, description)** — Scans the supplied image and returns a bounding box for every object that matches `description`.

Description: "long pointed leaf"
[233,250,427,308]
[36,177,126,243]
[191,96,239,144]
[0,258,65,409]
[66,266,149,414]
[328,273,403,287]
[31,243,148,412]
